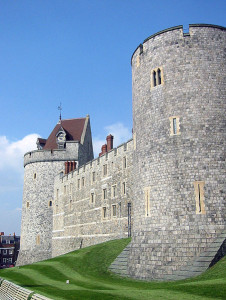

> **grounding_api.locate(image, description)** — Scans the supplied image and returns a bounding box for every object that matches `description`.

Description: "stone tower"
[17,115,93,265]
[129,24,226,279]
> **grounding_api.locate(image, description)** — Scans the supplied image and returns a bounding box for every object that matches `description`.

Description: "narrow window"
[153,71,157,87]
[92,172,95,183]
[157,68,161,85]
[26,201,30,208]
[69,200,72,210]
[36,234,40,245]
[112,205,117,217]
[112,185,116,198]
[82,177,85,187]
[77,179,80,189]
[102,207,107,219]
[34,173,36,179]
[90,193,95,204]
[103,164,107,176]
[56,189,59,200]
[169,116,180,136]
[103,188,107,200]
[122,182,126,195]
[48,200,52,207]
[173,118,177,134]
[194,181,205,214]
[123,157,127,169]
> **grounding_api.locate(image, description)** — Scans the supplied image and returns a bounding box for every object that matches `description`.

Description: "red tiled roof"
[37,138,47,144]
[43,118,86,150]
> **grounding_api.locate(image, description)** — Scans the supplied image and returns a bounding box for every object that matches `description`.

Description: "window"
[123,157,127,169]
[90,193,95,204]
[112,205,117,217]
[48,200,52,207]
[194,181,205,214]
[103,164,107,176]
[26,201,30,208]
[8,258,12,263]
[56,189,59,200]
[82,177,85,187]
[169,116,180,136]
[92,172,95,184]
[69,200,72,210]
[112,185,116,198]
[144,187,151,217]
[9,249,13,255]
[102,207,107,219]
[3,258,7,263]
[151,67,164,89]
[36,234,40,245]
[103,188,107,200]
[3,249,7,255]
[122,182,126,195]
[34,173,36,179]
[77,179,80,189]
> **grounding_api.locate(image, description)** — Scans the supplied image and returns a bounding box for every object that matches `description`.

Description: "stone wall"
[129,24,226,279]
[52,139,133,257]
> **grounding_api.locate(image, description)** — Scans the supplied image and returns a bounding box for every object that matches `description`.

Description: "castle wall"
[52,139,133,257]
[129,24,226,279]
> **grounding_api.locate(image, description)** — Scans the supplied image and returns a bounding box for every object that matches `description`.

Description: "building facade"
[18,24,225,280]
[0,233,20,269]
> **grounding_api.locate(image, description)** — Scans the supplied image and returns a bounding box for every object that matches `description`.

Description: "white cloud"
[93,122,131,157]
[0,134,40,172]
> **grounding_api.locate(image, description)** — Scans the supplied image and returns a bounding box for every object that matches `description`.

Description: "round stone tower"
[17,116,94,265]
[129,24,226,280]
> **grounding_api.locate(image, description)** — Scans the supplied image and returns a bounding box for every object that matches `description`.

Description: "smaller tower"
[17,115,94,266]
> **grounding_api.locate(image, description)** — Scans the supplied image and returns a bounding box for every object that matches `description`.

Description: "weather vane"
[58,102,62,121]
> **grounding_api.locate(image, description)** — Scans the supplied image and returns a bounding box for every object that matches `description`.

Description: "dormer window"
[56,127,66,149]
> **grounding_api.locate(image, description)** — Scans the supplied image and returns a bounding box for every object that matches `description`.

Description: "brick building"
[0,233,20,269]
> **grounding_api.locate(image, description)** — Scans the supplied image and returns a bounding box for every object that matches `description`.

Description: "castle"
[17,24,225,280]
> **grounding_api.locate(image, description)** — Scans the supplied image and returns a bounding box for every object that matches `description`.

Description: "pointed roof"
[43,118,86,150]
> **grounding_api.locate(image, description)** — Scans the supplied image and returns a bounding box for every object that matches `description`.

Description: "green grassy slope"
[0,238,225,300]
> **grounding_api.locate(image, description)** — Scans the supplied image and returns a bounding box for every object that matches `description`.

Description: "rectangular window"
[103,188,107,200]
[90,193,95,204]
[9,250,13,255]
[36,234,40,245]
[3,249,7,255]
[26,201,30,208]
[3,258,7,263]
[112,185,116,198]
[194,181,205,214]
[103,164,107,176]
[92,172,95,184]
[169,116,180,136]
[56,189,59,200]
[112,204,117,217]
[144,187,151,217]
[123,157,127,169]
[102,207,107,219]
[77,179,80,189]
[122,182,126,195]
[82,177,85,187]
[8,258,12,263]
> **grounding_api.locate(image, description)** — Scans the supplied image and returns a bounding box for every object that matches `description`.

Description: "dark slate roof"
[43,118,86,150]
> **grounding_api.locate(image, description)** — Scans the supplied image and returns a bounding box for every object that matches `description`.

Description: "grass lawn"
[0,238,225,299]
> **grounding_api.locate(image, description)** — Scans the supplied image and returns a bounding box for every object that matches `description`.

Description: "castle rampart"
[52,139,133,257]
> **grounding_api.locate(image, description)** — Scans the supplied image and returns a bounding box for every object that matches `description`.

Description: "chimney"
[72,161,76,171]
[102,144,107,154]
[106,135,114,152]
[65,161,69,174]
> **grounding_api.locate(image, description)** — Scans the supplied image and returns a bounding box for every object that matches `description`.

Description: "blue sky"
[0,0,225,235]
